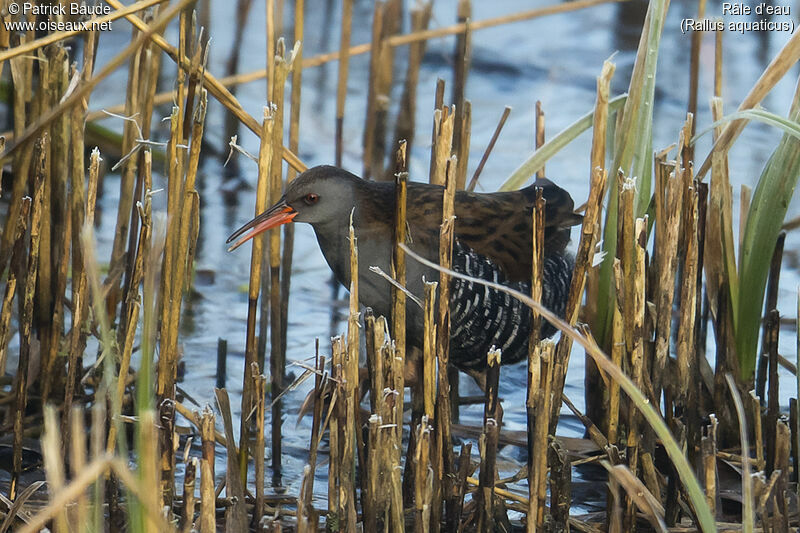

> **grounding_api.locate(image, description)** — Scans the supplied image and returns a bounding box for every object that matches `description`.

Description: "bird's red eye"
[304,193,319,205]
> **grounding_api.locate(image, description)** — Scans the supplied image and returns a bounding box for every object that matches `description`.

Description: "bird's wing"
[454,179,582,282]
[403,179,582,283]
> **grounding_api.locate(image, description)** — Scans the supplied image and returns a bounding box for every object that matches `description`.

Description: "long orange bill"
[226,198,298,251]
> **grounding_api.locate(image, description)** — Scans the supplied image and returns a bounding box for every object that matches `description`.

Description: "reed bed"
[0,0,799,532]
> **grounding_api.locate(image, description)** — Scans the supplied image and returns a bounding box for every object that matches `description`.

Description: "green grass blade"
[499,94,627,191]
[735,101,800,377]
[693,108,800,144]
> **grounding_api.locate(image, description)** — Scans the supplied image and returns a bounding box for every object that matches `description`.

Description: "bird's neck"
[312,180,395,291]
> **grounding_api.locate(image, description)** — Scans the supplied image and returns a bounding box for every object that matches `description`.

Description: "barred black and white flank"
[448,239,572,371]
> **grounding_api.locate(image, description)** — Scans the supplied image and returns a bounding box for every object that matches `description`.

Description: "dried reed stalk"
[279,0,305,392]
[240,107,275,477]
[199,407,216,533]
[622,215,646,532]
[216,388,247,530]
[392,2,432,164]
[430,107,454,186]
[69,407,89,528]
[415,417,433,533]
[181,458,198,533]
[306,345,325,503]
[10,139,45,501]
[62,36,98,419]
[102,0,306,172]
[222,0,255,147]
[532,340,556,529]
[437,158,458,531]
[157,63,207,506]
[652,157,683,398]
[550,60,613,431]
[392,143,408,381]
[452,0,472,187]
[106,27,145,321]
[328,336,343,528]
[268,42,295,483]
[686,0,706,163]
[83,0,623,130]
[0,198,29,374]
[341,217,360,531]
[253,364,267,525]
[40,45,70,409]
[0,56,32,274]
[476,348,502,532]
[526,188,545,533]
[535,101,545,178]
[42,407,68,533]
[297,465,315,533]
[389,333,406,533]
[702,416,718,517]
[363,1,385,179]
[334,0,352,166]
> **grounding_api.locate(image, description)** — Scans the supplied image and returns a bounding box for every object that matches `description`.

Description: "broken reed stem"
[415,416,433,533]
[181,458,198,533]
[306,343,325,503]
[10,139,45,501]
[550,60,613,432]
[253,364,267,525]
[393,142,408,400]
[391,146,409,511]
[41,45,71,411]
[535,101,545,178]
[702,416,718,517]
[341,216,360,532]
[0,198,29,377]
[676,131,698,412]
[533,340,556,529]
[476,348,502,533]
[652,159,683,398]
[239,106,274,479]
[526,188,545,533]
[430,106,455,186]
[437,157,458,531]
[390,336,406,532]
[328,337,343,529]
[199,406,216,533]
[335,0,353,167]
[623,214,647,532]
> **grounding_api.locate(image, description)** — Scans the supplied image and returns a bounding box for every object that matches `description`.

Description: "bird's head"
[226,165,358,251]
